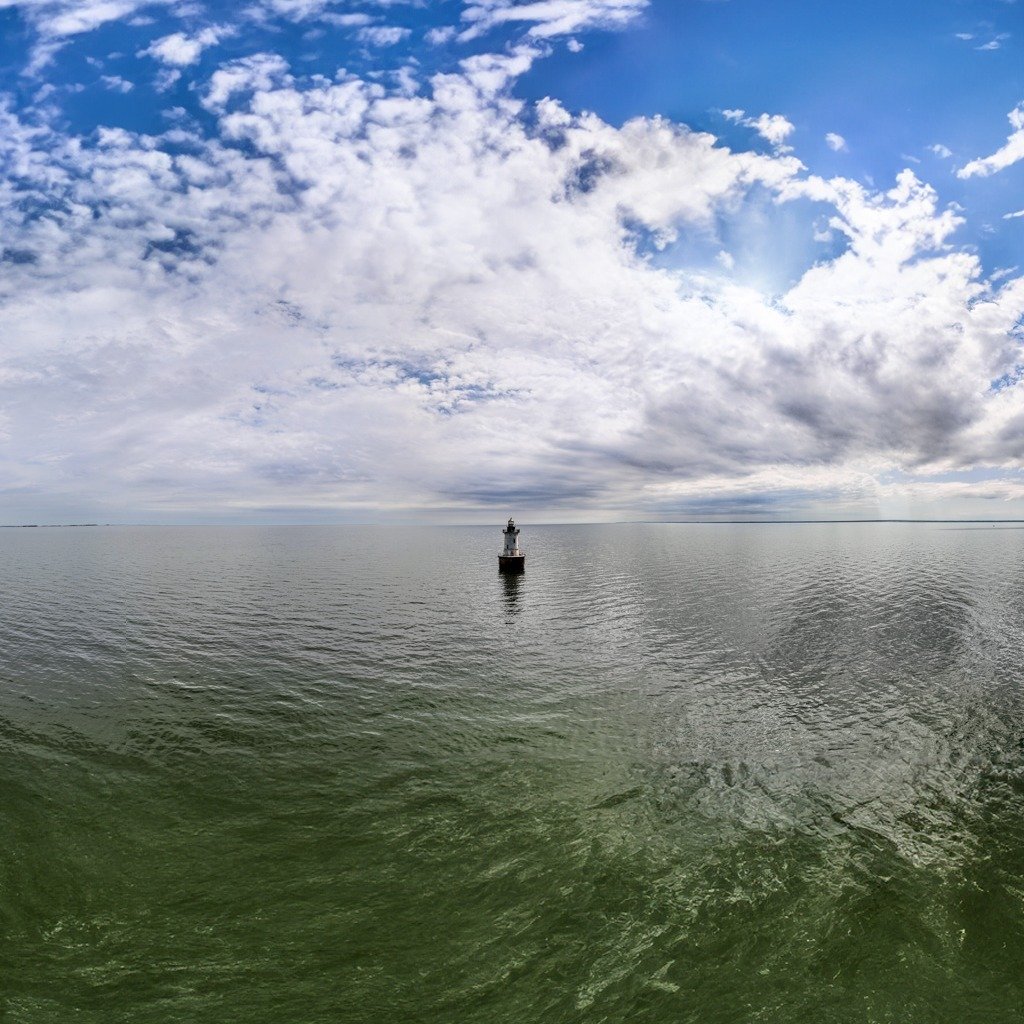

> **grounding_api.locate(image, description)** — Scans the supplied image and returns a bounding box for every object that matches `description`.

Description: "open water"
[4,523,1024,1022]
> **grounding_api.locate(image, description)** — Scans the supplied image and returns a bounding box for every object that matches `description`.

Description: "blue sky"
[523,1,1023,258]
[0,0,1023,522]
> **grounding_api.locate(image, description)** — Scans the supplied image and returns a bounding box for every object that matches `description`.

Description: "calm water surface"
[4,523,1024,1022]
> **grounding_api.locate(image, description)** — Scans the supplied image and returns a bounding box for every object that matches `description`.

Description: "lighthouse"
[499,517,525,573]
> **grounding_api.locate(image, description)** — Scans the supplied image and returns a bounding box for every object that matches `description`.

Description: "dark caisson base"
[498,555,526,573]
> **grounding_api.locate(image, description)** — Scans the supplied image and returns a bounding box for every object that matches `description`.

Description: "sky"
[0,0,1023,523]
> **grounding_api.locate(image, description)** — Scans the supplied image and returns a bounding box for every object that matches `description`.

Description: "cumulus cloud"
[957,105,1024,178]
[0,47,1022,521]
[750,113,795,147]
[723,108,795,150]
[825,132,846,152]
[140,27,230,66]
[202,53,291,111]
[929,143,953,159]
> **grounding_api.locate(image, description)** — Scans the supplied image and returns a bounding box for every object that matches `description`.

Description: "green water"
[4,523,1024,1022]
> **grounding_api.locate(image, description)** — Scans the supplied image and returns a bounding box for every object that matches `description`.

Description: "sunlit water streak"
[4,523,1024,1021]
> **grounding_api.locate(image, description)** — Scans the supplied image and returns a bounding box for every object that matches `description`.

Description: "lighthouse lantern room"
[499,517,525,573]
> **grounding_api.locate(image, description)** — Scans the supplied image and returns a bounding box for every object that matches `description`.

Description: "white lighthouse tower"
[499,517,525,573]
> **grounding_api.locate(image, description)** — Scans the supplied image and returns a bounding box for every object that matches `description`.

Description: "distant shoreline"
[0,524,100,529]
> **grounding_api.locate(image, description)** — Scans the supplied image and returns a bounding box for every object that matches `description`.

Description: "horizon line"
[6,518,1024,529]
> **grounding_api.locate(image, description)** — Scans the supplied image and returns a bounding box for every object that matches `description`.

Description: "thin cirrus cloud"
[958,105,1024,178]
[0,1,1022,521]
[459,0,649,40]
[954,29,1010,51]
[0,0,175,71]
[0,0,167,37]
[100,73,134,92]
[356,25,412,46]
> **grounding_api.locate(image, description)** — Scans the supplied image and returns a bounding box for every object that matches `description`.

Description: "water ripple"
[4,523,1024,1021]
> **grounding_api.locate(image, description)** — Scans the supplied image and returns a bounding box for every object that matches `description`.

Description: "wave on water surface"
[3,523,1024,1022]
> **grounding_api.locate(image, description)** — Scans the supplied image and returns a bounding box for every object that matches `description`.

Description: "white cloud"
[425,25,457,45]
[825,132,846,152]
[356,25,411,47]
[1,47,1022,521]
[140,27,229,66]
[750,113,794,147]
[154,67,182,91]
[955,29,1010,51]
[958,105,1024,178]
[321,13,374,28]
[254,0,399,21]
[1004,209,1024,219]
[256,0,338,18]
[723,108,795,150]
[460,0,648,41]
[929,143,952,159]
[202,53,291,111]
[0,0,415,65]
[100,74,134,92]
[0,0,170,37]
[0,0,182,73]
